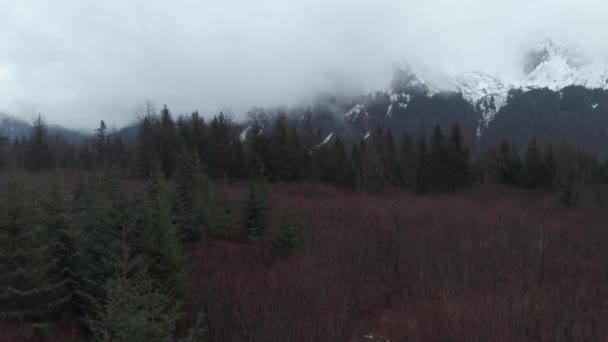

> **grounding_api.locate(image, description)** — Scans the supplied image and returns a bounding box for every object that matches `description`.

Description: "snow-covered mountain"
[344,35,608,137]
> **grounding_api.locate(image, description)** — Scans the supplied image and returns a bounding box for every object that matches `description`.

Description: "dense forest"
[1,101,608,341]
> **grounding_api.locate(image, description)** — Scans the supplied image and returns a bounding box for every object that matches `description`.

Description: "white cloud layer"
[1,0,608,129]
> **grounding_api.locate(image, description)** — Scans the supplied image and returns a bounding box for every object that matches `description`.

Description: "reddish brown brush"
[193,183,608,342]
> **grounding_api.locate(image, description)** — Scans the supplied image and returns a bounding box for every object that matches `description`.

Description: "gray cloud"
[1,0,608,129]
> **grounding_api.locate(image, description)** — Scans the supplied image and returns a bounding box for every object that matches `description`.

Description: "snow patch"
[364,132,370,141]
[320,132,333,146]
[345,104,365,118]
[239,126,251,142]
[592,103,599,110]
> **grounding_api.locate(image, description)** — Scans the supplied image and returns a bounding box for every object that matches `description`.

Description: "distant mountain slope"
[0,112,89,143]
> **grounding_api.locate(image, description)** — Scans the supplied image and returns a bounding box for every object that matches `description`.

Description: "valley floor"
[3,179,608,341]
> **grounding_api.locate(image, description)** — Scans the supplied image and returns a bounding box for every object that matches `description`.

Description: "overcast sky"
[1,0,608,130]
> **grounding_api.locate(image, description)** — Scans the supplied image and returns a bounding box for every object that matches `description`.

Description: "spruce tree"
[524,137,542,188]
[42,177,82,318]
[95,120,107,166]
[497,141,523,186]
[134,162,183,293]
[75,167,132,317]
[415,134,430,194]
[430,126,449,192]
[540,144,556,190]
[385,129,403,186]
[448,124,472,190]
[25,114,52,171]
[271,210,304,258]
[159,105,178,178]
[0,179,56,321]
[227,139,246,181]
[174,149,211,243]
[331,137,356,189]
[88,218,180,342]
[400,132,415,189]
[244,176,270,243]
[137,114,157,178]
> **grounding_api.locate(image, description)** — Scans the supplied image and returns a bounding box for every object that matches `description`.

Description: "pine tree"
[159,105,178,178]
[74,167,139,319]
[0,179,56,321]
[271,210,304,258]
[540,144,556,190]
[248,120,272,179]
[42,177,82,318]
[136,114,157,178]
[88,218,180,342]
[524,137,542,188]
[331,137,357,189]
[25,114,52,171]
[244,176,270,243]
[351,141,364,187]
[0,134,7,171]
[95,120,108,166]
[430,126,449,192]
[134,162,183,293]
[270,113,290,181]
[174,149,211,243]
[400,132,415,189]
[385,129,403,186]
[448,124,472,190]
[497,141,523,186]
[415,134,430,194]
[227,138,246,181]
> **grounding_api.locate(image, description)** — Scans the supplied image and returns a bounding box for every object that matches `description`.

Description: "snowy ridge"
[343,35,608,137]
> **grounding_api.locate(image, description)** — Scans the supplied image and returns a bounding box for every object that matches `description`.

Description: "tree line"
[1,104,607,198]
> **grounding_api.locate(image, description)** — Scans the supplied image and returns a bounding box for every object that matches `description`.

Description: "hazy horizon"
[2,0,608,129]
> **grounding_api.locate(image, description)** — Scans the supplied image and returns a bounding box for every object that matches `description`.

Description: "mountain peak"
[390,59,430,95]
[523,35,587,75]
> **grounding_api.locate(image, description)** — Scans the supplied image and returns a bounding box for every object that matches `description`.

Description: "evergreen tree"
[248,119,272,179]
[448,124,473,190]
[0,180,56,321]
[75,167,132,317]
[42,177,82,318]
[227,138,246,181]
[270,113,290,181]
[400,132,415,189]
[25,114,52,171]
[540,144,556,190]
[88,219,180,342]
[136,114,157,178]
[134,162,183,293]
[385,129,403,186]
[244,176,270,243]
[351,141,364,187]
[174,149,211,243]
[159,105,178,178]
[330,137,356,189]
[0,134,7,171]
[415,134,430,194]
[271,210,304,258]
[524,137,542,188]
[301,109,318,178]
[430,126,449,192]
[95,120,107,166]
[208,113,232,178]
[497,141,523,186]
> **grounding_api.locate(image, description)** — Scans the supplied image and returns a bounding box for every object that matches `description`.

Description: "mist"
[1,0,608,130]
